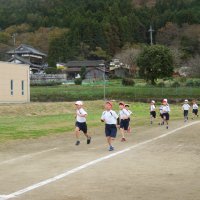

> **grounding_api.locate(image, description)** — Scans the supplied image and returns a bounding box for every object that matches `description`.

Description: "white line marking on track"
[0,148,58,166]
[0,121,199,200]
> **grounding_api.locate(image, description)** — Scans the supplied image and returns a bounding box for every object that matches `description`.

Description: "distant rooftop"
[7,44,47,57]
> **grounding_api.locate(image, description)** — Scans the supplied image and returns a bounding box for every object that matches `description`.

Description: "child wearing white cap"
[192,100,199,119]
[162,99,170,129]
[182,99,190,122]
[150,100,156,124]
[74,101,91,146]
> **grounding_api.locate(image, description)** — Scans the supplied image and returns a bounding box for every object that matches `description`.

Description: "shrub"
[157,82,165,87]
[194,80,200,87]
[186,80,194,87]
[179,77,187,83]
[122,78,135,86]
[74,78,82,85]
[171,81,181,87]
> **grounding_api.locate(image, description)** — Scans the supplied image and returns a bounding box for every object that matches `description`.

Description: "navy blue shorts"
[183,110,189,117]
[120,119,129,130]
[150,111,156,118]
[193,109,198,115]
[163,113,170,121]
[75,122,87,134]
[105,124,117,138]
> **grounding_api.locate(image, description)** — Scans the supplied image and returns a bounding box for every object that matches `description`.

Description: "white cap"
[75,101,83,106]
[151,100,155,104]
[163,99,168,102]
[184,99,188,102]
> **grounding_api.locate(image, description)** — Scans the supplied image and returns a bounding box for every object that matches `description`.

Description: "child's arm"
[101,111,105,122]
[77,109,87,117]
[77,113,87,117]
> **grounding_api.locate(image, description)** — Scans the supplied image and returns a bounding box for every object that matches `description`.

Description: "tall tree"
[137,45,174,84]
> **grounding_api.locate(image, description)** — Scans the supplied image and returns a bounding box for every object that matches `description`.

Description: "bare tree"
[187,55,200,77]
[114,47,141,76]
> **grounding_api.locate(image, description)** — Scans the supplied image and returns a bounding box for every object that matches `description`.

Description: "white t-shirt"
[127,110,132,115]
[150,105,156,112]
[193,104,198,109]
[76,108,87,123]
[101,110,118,125]
[159,105,163,114]
[182,104,190,111]
[162,104,170,113]
[119,108,130,119]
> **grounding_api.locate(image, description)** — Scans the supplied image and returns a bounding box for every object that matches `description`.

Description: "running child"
[162,99,170,129]
[125,104,132,133]
[74,101,91,146]
[192,100,199,119]
[150,100,156,124]
[101,101,119,151]
[158,103,164,125]
[182,99,190,122]
[119,102,130,142]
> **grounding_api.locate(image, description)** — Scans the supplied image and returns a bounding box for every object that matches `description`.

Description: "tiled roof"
[7,44,47,57]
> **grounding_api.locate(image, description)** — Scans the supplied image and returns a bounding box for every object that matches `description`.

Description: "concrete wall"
[0,62,30,103]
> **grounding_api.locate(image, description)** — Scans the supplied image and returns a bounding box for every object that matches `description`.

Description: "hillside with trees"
[0,0,199,76]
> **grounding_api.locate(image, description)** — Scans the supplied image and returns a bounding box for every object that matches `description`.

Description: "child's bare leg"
[150,115,153,124]
[128,125,131,133]
[75,127,80,145]
[84,133,90,138]
[107,137,111,146]
[166,120,169,129]
[120,128,125,138]
[107,137,114,150]
[75,127,80,140]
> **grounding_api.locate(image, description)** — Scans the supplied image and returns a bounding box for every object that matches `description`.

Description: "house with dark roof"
[61,60,108,79]
[7,44,47,72]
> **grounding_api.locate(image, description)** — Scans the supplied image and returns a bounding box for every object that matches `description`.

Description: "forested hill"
[0,0,199,66]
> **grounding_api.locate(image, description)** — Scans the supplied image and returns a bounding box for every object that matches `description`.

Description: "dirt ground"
[0,120,200,200]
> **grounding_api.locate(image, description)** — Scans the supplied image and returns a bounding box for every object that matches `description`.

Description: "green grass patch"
[0,101,185,143]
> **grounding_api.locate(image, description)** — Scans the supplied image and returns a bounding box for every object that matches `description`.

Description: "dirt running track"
[0,120,200,200]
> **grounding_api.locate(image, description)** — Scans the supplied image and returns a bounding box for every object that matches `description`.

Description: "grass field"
[0,101,185,142]
[30,79,200,102]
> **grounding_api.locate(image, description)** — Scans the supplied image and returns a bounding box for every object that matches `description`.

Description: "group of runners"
[74,99,198,151]
[150,99,199,125]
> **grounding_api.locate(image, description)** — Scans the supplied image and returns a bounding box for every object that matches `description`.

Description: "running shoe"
[109,146,114,151]
[87,137,91,144]
[121,138,126,142]
[75,141,80,146]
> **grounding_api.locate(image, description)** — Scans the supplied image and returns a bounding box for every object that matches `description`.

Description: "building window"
[11,80,14,96]
[21,80,25,95]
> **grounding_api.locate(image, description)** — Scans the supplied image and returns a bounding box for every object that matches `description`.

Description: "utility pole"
[12,33,17,63]
[99,63,106,101]
[148,25,154,45]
